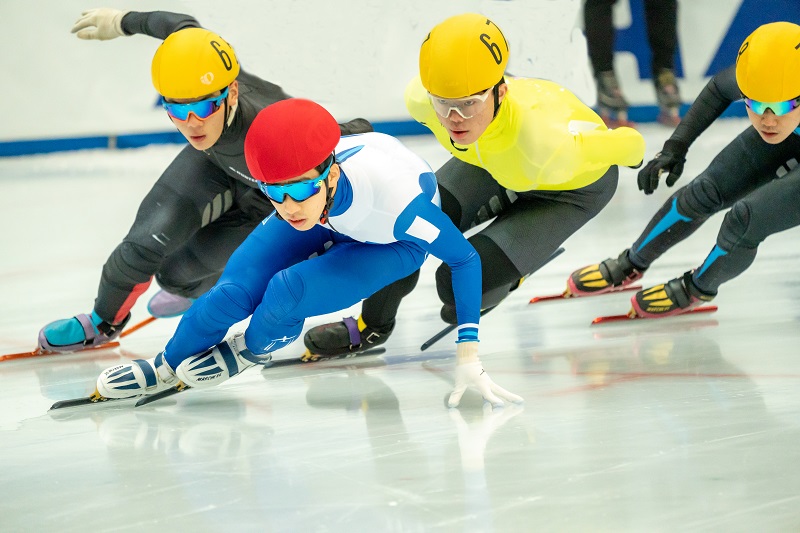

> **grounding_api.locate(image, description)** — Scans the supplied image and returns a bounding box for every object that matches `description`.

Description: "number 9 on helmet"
[419,13,509,98]
[151,27,240,99]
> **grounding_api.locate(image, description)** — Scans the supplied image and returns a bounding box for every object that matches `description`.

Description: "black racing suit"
[95,11,370,324]
[360,163,619,328]
[627,65,800,294]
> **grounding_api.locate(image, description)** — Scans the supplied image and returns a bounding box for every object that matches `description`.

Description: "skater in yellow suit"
[305,13,646,365]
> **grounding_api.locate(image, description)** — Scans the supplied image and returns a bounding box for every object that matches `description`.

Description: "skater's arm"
[573,126,646,169]
[71,8,200,41]
[394,197,525,409]
[393,196,482,338]
[671,66,740,148]
[637,66,740,195]
[120,11,200,39]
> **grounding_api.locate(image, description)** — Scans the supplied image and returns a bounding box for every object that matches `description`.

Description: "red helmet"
[245,98,341,184]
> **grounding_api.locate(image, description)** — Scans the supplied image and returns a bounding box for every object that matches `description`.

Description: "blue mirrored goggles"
[258,163,332,203]
[162,87,229,121]
[742,95,800,116]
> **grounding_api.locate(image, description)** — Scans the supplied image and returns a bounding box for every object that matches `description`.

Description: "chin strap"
[221,101,237,135]
[319,175,335,224]
[492,78,504,117]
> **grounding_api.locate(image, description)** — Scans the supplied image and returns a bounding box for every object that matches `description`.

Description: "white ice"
[2,119,800,532]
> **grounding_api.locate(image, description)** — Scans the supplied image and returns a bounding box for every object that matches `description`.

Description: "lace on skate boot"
[566,249,645,297]
[303,316,394,358]
[630,271,714,319]
[655,69,682,127]
[38,312,131,353]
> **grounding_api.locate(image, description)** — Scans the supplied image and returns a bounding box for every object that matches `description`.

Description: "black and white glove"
[71,8,129,41]
[448,342,524,408]
[637,139,689,195]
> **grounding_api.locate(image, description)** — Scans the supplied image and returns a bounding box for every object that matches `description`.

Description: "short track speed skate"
[592,305,718,325]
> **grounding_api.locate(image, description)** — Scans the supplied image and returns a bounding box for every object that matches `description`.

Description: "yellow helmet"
[735,21,800,102]
[151,27,240,99]
[419,13,509,98]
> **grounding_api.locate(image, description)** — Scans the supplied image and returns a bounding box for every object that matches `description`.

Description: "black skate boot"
[630,270,714,318]
[304,315,394,358]
[566,249,646,297]
[595,70,632,128]
[654,68,682,127]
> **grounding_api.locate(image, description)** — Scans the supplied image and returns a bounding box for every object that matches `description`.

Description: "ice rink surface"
[2,119,800,532]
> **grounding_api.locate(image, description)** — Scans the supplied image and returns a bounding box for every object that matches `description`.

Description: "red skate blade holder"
[591,305,718,325]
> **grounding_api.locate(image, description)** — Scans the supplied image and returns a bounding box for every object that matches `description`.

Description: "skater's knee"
[114,241,166,271]
[263,269,306,323]
[155,251,219,298]
[678,176,724,218]
[204,282,256,322]
[719,201,761,249]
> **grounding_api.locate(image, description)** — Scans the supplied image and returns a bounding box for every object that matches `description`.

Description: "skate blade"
[1,342,122,363]
[279,347,387,366]
[135,381,191,407]
[591,305,718,324]
[119,316,157,338]
[49,389,121,410]
[529,284,643,304]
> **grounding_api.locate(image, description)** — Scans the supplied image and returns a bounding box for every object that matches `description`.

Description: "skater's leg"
[248,240,426,354]
[162,217,333,367]
[628,128,792,267]
[693,163,800,294]
[148,186,273,317]
[40,147,253,351]
[630,134,800,318]
[438,166,618,321]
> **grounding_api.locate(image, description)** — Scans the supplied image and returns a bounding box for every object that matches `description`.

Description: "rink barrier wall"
[0,104,746,158]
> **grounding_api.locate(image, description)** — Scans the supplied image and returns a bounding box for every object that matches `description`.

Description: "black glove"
[637,139,689,195]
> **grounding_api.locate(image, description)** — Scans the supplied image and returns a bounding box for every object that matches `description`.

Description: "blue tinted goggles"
[259,162,332,203]
[162,87,229,121]
[743,95,800,116]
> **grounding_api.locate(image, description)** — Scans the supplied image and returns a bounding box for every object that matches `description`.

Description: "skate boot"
[630,271,715,318]
[97,352,177,399]
[304,315,394,357]
[175,333,270,388]
[566,249,646,297]
[595,70,633,128]
[654,68,682,127]
[38,311,131,353]
[147,290,194,318]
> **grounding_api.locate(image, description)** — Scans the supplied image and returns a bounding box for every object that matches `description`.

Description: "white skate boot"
[97,352,178,399]
[175,333,270,389]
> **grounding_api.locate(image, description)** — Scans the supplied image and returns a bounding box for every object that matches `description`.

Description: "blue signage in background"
[705,0,800,77]
[607,0,800,122]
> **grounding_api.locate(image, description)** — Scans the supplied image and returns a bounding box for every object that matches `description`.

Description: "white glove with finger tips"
[71,8,128,41]
[448,341,524,408]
